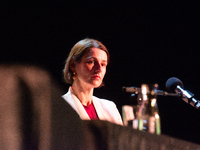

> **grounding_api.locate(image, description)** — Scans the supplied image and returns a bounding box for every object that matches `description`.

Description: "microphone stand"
[122,86,200,110]
[176,85,200,110]
[122,86,181,97]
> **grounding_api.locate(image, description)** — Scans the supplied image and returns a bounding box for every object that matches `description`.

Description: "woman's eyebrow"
[86,56,107,62]
[102,60,107,63]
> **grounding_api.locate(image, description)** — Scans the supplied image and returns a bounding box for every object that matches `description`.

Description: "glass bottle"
[137,84,161,135]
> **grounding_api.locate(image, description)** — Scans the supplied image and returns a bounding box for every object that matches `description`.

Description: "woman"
[62,38,123,125]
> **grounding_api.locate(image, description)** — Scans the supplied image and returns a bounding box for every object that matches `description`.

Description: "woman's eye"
[87,61,94,64]
[101,63,107,67]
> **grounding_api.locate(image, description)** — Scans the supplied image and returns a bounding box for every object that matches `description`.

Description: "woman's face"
[74,47,108,88]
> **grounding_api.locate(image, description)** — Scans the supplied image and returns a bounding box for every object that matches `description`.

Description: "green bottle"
[137,84,161,135]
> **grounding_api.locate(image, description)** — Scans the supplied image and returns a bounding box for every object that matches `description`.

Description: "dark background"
[1,1,200,145]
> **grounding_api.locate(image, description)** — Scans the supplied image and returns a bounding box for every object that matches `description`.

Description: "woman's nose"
[94,62,102,72]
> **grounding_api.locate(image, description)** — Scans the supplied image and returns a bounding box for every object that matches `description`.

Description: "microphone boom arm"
[122,86,181,97]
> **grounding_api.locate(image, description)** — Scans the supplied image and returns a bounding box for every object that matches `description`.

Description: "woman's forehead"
[83,48,108,60]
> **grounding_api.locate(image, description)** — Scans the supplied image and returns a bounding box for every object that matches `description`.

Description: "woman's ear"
[69,59,76,73]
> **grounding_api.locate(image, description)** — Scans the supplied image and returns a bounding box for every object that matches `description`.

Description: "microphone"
[122,86,180,97]
[165,77,200,109]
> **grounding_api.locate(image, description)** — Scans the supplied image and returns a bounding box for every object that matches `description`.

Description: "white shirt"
[62,87,123,125]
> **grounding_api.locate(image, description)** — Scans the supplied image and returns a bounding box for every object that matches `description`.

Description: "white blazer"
[62,87,123,125]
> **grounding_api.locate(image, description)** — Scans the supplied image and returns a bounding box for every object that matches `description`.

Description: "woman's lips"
[92,75,101,79]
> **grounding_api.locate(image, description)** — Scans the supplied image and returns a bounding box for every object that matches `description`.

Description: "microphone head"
[165,77,184,93]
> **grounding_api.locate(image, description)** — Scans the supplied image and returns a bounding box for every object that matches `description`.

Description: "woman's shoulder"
[62,90,70,98]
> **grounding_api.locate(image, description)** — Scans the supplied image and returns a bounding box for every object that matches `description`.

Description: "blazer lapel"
[70,87,90,120]
[92,97,107,120]
[62,87,90,120]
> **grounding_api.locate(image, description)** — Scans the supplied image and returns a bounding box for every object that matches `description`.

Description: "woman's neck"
[71,82,94,106]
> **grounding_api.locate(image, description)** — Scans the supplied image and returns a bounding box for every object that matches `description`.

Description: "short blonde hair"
[63,38,110,84]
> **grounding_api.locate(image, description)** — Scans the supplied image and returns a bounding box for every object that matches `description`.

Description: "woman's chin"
[92,82,102,88]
